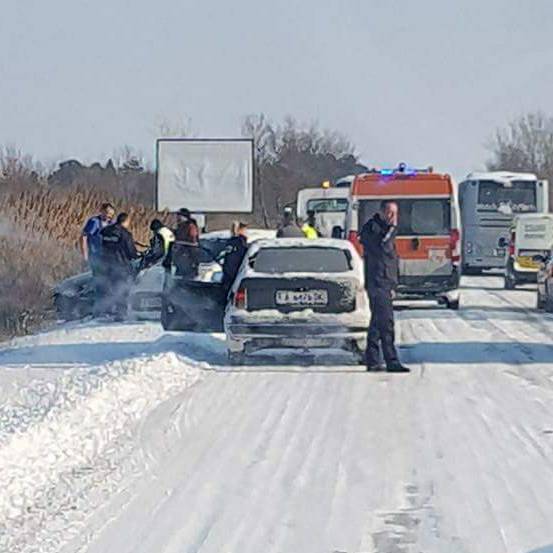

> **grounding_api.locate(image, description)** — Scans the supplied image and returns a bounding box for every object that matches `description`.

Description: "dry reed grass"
[0,186,170,337]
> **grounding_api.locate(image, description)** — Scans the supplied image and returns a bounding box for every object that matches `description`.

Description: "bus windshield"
[477,180,537,213]
[358,199,451,236]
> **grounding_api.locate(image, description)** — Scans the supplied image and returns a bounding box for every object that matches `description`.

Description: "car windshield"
[359,199,451,236]
[477,180,537,213]
[306,198,348,213]
[251,247,351,273]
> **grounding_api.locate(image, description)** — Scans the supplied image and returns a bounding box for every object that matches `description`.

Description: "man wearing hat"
[173,208,200,277]
[222,222,249,289]
[276,207,304,238]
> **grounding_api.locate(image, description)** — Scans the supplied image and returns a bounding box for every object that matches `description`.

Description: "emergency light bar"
[372,163,434,176]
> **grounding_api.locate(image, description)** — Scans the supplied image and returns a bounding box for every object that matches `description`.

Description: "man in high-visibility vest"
[301,210,321,239]
[142,219,175,270]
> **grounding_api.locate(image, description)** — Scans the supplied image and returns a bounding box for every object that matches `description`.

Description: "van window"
[358,199,451,236]
[306,198,348,213]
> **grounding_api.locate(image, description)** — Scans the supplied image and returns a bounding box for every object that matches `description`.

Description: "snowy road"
[2,277,553,553]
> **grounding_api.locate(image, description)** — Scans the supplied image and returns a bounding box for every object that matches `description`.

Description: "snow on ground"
[1,277,553,552]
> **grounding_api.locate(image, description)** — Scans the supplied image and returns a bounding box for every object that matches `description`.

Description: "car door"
[162,275,227,332]
[161,244,229,332]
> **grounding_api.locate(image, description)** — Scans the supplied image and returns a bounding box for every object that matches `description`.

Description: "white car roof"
[465,171,538,183]
[202,229,276,241]
[241,238,364,280]
[248,237,357,252]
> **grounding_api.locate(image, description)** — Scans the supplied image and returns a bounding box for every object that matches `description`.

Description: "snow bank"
[0,351,204,552]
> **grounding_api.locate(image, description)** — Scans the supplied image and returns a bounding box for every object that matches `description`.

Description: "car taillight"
[348,231,363,255]
[234,288,247,309]
[449,229,460,263]
[508,231,515,257]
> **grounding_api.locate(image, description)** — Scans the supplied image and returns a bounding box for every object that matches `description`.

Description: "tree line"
[1,110,552,227]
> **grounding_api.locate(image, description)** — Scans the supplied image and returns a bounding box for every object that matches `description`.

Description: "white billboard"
[156,139,254,213]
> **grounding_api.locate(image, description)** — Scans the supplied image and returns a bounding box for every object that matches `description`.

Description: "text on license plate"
[275,289,328,306]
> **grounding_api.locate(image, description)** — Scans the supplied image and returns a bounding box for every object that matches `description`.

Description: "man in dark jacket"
[276,208,304,238]
[359,200,409,372]
[173,208,200,277]
[222,222,248,289]
[100,212,141,320]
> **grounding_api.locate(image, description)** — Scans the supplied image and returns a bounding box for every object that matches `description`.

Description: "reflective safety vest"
[159,226,175,254]
[302,223,319,239]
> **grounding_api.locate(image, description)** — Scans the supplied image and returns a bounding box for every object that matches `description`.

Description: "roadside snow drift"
[0,340,204,553]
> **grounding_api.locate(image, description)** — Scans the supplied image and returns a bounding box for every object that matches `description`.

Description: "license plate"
[139,296,162,310]
[275,289,328,306]
[517,256,539,269]
[428,248,447,262]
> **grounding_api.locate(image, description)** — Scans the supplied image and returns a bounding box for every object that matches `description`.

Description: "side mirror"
[498,237,508,248]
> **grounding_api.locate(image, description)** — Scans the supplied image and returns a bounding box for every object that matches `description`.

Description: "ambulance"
[346,163,461,309]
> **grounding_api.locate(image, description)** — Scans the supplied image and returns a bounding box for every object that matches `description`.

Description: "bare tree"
[0,145,45,191]
[488,112,553,181]
[241,114,366,226]
[154,115,195,138]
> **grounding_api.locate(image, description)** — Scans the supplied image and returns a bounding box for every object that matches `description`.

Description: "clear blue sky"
[1,0,552,179]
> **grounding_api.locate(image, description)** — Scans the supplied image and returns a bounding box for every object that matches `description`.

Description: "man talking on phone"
[359,200,409,373]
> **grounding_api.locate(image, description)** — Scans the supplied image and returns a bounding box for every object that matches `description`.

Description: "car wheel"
[462,266,482,276]
[161,299,181,331]
[351,341,366,365]
[445,297,460,310]
[504,274,516,290]
[53,294,79,321]
[228,351,246,366]
[545,294,553,314]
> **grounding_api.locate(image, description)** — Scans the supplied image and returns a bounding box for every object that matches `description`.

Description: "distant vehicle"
[536,249,553,311]
[502,213,553,290]
[53,230,268,321]
[334,175,355,188]
[162,238,370,365]
[459,172,549,275]
[296,184,350,238]
[346,163,461,309]
[53,263,166,321]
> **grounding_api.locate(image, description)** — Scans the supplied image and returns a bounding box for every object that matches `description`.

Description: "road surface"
[1,277,553,553]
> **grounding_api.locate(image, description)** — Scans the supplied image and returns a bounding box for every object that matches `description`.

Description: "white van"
[502,213,553,289]
[296,186,350,238]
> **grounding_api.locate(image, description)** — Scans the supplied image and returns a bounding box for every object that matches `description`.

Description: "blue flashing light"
[379,163,420,177]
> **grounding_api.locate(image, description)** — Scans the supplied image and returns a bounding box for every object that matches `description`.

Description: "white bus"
[459,172,549,274]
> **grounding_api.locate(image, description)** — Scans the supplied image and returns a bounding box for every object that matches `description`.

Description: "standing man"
[301,210,321,239]
[141,219,175,270]
[359,200,409,373]
[80,202,115,271]
[79,202,115,315]
[276,207,304,238]
[222,222,249,290]
[100,212,141,320]
[173,208,200,278]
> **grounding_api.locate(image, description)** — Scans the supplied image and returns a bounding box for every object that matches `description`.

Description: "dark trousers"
[366,286,399,367]
[174,246,199,279]
[90,257,107,317]
[109,272,132,319]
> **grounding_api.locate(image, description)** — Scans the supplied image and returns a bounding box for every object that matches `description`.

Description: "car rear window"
[358,199,451,236]
[252,247,351,273]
